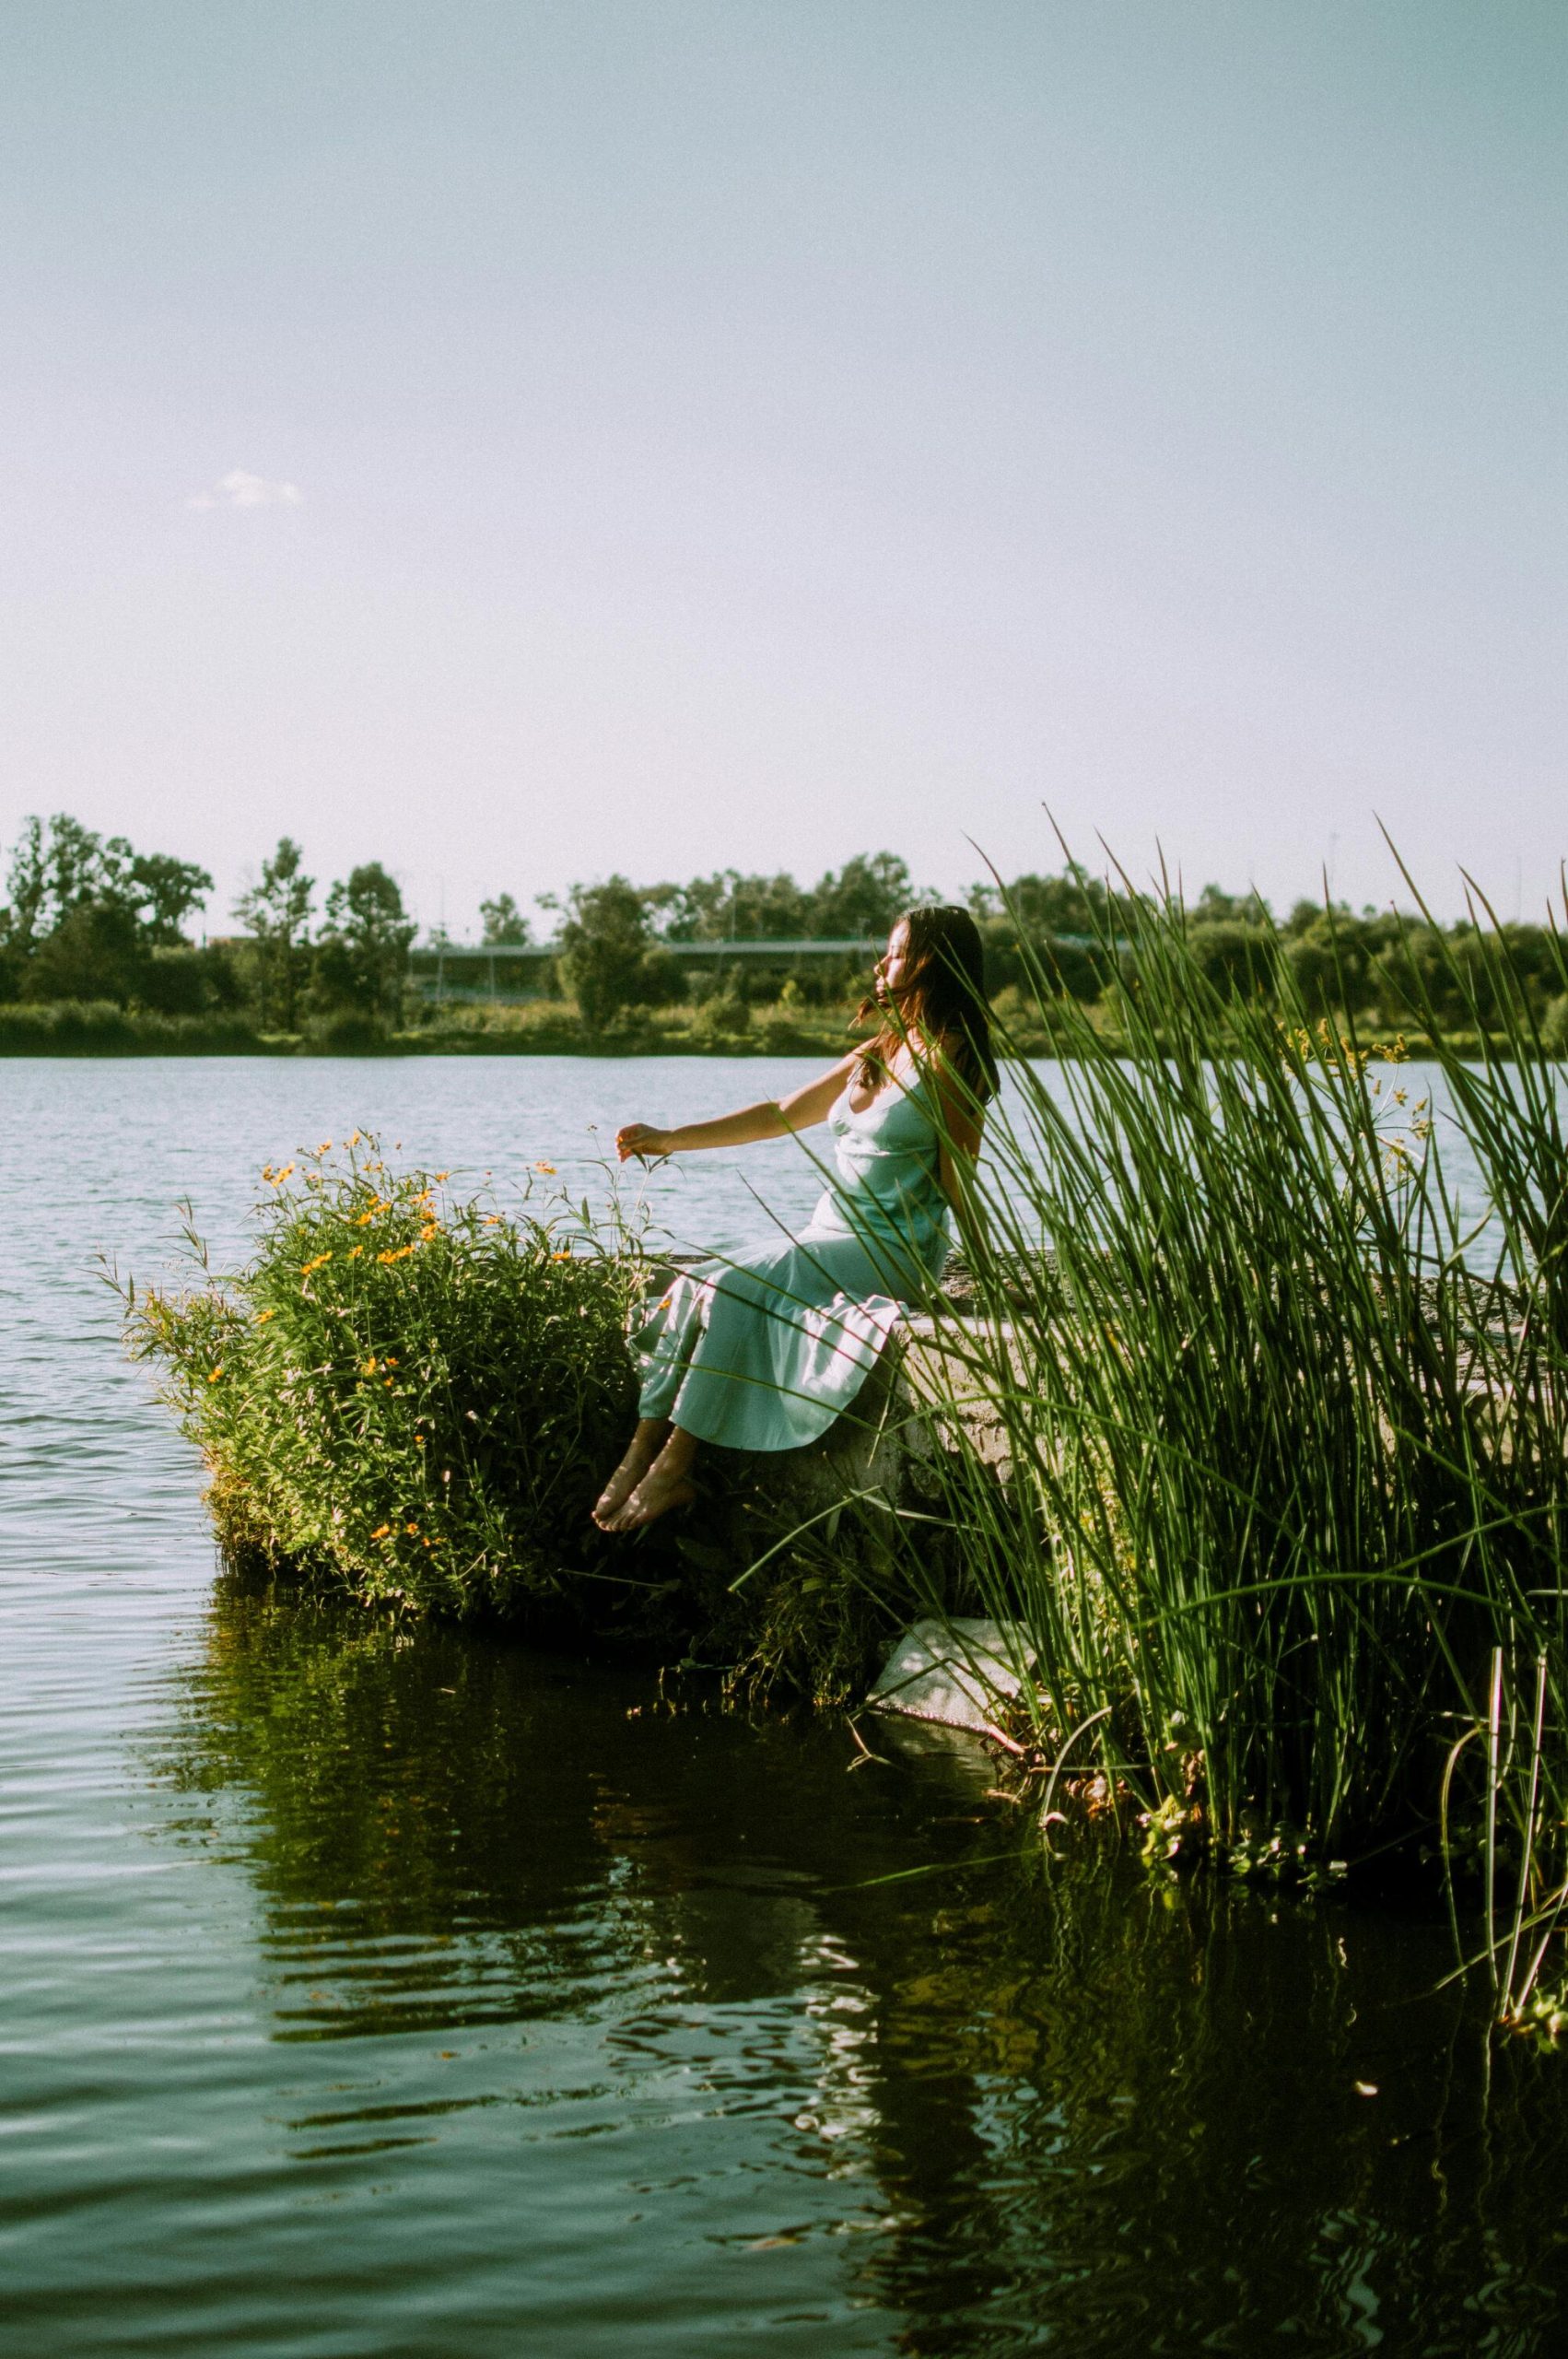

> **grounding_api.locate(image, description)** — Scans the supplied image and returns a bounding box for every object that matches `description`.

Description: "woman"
[594,905,996,1532]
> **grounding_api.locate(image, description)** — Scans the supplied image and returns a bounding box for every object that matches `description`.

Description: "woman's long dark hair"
[855,904,998,1101]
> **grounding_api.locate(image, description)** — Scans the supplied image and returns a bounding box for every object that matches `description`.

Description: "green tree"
[234,839,316,1032]
[655,869,813,942]
[314,862,416,1027]
[3,816,50,956]
[2,813,213,1003]
[45,815,126,918]
[550,876,652,1028]
[129,851,214,945]
[807,852,921,940]
[1185,920,1276,1000]
[23,899,145,1004]
[479,892,531,945]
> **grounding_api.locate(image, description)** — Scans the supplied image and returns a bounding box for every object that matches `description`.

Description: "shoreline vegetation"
[125,864,1568,2035]
[0,992,1555,1062]
[7,809,1568,1058]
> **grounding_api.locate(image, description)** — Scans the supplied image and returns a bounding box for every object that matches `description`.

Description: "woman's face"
[875,920,911,1001]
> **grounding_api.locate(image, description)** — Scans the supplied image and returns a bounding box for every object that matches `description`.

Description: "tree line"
[2,810,1564,1043]
[0,817,416,1039]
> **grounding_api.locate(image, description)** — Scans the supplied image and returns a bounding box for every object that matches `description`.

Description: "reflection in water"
[159,1577,1568,2352]
[11,1053,1563,2356]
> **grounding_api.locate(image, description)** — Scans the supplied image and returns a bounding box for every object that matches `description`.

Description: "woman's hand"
[616,1123,672,1164]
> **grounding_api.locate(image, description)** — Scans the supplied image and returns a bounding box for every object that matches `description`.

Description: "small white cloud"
[186,468,304,511]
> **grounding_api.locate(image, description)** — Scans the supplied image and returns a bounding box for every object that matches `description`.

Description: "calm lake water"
[5,1055,1567,2355]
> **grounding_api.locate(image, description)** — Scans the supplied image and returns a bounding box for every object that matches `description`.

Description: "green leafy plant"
[121,1137,641,1619]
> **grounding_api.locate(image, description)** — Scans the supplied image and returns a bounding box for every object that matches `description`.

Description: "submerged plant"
[121,1137,641,1619]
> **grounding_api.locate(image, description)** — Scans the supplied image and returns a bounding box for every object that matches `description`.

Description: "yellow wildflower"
[535,1162,556,1174]
[300,1252,333,1273]
[363,1356,379,1375]
[370,1522,392,1541]
[419,1224,439,1242]
[255,1309,275,1324]
[405,1520,419,1535]
[207,1367,223,1382]
[347,1245,362,1260]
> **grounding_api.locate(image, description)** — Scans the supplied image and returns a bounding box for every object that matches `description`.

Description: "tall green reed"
[917,855,1568,1892]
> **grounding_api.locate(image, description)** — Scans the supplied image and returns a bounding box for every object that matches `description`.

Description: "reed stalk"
[906,853,1568,1985]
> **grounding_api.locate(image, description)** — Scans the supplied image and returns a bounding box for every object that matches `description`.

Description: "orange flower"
[207,1366,223,1383]
[300,1252,333,1273]
[534,1162,556,1173]
[370,1523,392,1541]
[255,1309,275,1324]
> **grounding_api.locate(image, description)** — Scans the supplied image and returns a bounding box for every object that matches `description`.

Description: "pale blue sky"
[3,2,1563,934]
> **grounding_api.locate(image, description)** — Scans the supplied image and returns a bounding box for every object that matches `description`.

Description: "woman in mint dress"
[594,907,996,1532]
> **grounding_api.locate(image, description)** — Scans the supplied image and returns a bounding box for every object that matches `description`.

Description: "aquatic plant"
[911,853,1568,1937]
[123,1138,640,1619]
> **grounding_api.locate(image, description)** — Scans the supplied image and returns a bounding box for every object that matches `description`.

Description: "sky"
[3,1,1564,938]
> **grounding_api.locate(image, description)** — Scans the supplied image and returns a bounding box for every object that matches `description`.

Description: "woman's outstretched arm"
[616,1053,856,1163]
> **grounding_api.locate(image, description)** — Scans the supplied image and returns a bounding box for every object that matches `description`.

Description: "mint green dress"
[632,1074,952,1451]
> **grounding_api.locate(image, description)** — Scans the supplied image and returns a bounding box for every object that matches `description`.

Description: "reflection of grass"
[123,1136,639,1620]
[166,1583,1568,2344]
[170,1580,626,2035]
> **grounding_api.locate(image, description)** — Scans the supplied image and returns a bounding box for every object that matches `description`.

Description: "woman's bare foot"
[605,1430,700,1532]
[593,1418,670,1528]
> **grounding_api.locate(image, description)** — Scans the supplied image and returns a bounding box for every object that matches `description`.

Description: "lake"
[4,1055,1566,2354]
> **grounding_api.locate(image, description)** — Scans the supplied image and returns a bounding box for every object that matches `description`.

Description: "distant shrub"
[124,1143,641,1619]
[303,1011,392,1054]
[1543,992,1568,1058]
[0,1001,264,1053]
[0,998,139,1050]
[134,944,245,1017]
[689,986,752,1046]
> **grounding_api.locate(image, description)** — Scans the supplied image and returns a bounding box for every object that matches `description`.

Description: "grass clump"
[917,850,1568,1924]
[123,1137,639,1619]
